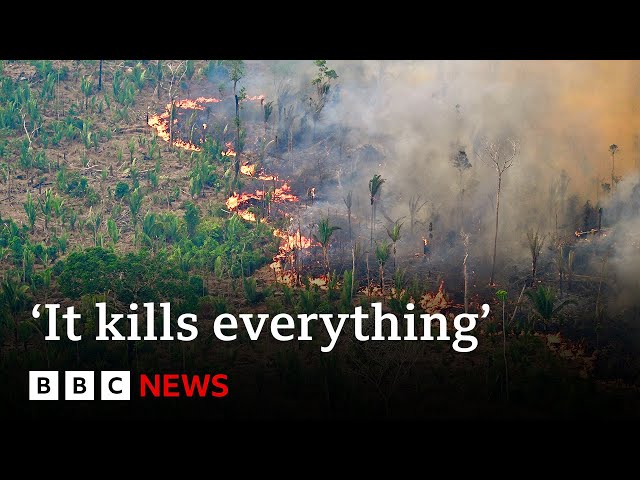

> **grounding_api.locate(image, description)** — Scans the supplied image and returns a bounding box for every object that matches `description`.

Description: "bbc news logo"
[29,371,229,400]
[29,371,130,400]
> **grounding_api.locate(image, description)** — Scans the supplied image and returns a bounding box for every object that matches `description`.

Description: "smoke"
[239,60,640,284]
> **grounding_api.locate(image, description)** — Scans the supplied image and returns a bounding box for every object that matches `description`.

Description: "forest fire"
[240,163,256,176]
[237,210,256,222]
[270,228,317,284]
[238,162,278,181]
[222,142,236,157]
[148,96,262,152]
[174,97,221,110]
[225,184,299,212]
[419,280,455,313]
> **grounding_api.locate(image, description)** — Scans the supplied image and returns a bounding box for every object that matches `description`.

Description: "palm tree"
[312,217,341,273]
[0,277,30,347]
[375,240,392,295]
[385,218,403,270]
[368,174,385,248]
[525,285,577,330]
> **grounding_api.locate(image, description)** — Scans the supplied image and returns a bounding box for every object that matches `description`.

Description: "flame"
[257,173,277,181]
[308,274,330,290]
[419,280,454,313]
[237,210,256,222]
[225,183,299,212]
[270,228,317,285]
[240,163,256,176]
[222,142,237,157]
[147,96,258,152]
[239,162,278,181]
[174,97,221,110]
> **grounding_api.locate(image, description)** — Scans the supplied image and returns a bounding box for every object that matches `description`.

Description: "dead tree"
[526,228,546,286]
[451,149,472,228]
[164,62,188,150]
[344,190,352,241]
[461,231,470,312]
[477,137,519,285]
[408,195,428,236]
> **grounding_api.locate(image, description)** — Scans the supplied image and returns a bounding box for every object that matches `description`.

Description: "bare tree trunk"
[168,100,175,148]
[370,202,375,249]
[463,251,469,312]
[98,60,103,91]
[531,257,537,286]
[351,246,356,302]
[490,174,502,285]
[366,253,371,300]
[611,153,615,195]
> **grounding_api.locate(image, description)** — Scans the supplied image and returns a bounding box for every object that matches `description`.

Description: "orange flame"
[147,96,258,152]
[222,142,237,157]
[240,164,256,176]
[238,210,256,222]
[419,280,453,313]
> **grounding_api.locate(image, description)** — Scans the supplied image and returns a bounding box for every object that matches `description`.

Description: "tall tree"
[309,60,338,141]
[368,174,385,248]
[451,149,472,227]
[312,217,341,273]
[226,60,245,180]
[343,190,352,240]
[98,60,103,91]
[609,144,619,194]
[478,137,519,285]
[526,228,546,286]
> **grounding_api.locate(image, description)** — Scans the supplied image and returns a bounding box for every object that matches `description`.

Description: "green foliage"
[340,269,354,310]
[58,247,200,305]
[243,276,263,304]
[375,240,391,267]
[80,75,94,110]
[184,201,200,238]
[130,63,146,90]
[313,217,341,248]
[525,286,577,326]
[129,188,143,226]
[225,60,245,86]
[114,182,130,200]
[23,192,37,233]
[299,283,321,313]
[386,219,403,244]
[368,174,385,204]
[264,100,273,124]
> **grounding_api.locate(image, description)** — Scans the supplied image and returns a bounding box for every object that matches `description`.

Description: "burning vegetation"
[3,59,640,419]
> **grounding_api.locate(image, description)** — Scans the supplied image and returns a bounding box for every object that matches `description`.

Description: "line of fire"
[144,78,632,379]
